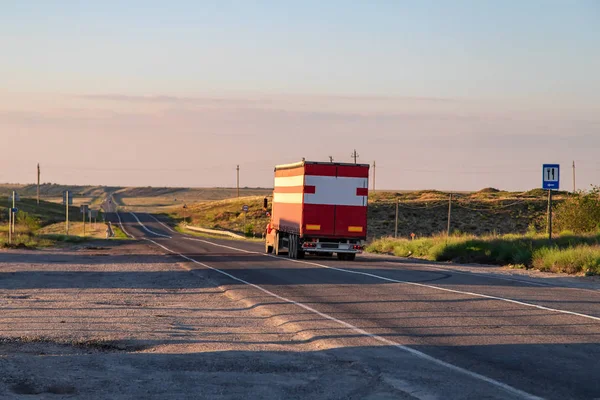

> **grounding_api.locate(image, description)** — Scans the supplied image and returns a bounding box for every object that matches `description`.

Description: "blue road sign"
[242,205,249,212]
[542,164,560,190]
[11,208,18,213]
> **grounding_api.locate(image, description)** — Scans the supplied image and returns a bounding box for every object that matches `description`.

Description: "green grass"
[174,225,263,242]
[532,246,600,275]
[111,226,130,239]
[0,197,125,248]
[367,232,600,275]
[170,196,270,237]
[1,233,54,249]
[38,234,89,244]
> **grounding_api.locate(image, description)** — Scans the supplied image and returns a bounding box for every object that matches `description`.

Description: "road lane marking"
[148,214,177,233]
[130,212,171,238]
[182,237,600,323]
[115,212,135,239]
[146,238,540,400]
[383,261,550,287]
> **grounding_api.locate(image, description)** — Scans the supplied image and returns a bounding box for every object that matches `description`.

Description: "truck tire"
[289,234,298,259]
[288,235,294,259]
[265,241,273,254]
[274,232,281,256]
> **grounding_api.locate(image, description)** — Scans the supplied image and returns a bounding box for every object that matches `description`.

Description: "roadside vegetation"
[368,187,600,275]
[367,232,600,275]
[169,196,271,238]
[0,198,126,248]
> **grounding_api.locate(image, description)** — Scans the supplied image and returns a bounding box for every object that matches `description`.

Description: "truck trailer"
[265,160,370,261]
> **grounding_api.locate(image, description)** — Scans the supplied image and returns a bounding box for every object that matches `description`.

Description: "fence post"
[447,193,453,237]
[394,198,399,238]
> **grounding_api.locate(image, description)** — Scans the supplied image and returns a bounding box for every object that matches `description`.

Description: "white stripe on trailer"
[273,192,304,204]
[304,176,368,206]
[274,175,305,187]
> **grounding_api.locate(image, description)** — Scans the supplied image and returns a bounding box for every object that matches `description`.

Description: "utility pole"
[547,190,553,243]
[83,210,86,237]
[236,165,240,198]
[37,163,40,205]
[372,161,376,192]
[572,160,576,193]
[447,193,453,237]
[394,198,399,238]
[11,191,16,234]
[65,191,70,235]
[351,149,359,164]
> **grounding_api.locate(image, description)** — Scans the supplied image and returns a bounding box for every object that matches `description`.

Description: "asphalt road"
[104,203,600,400]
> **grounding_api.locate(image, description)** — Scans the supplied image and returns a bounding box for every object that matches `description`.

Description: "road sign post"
[7,208,11,245]
[80,205,89,237]
[542,164,560,242]
[547,189,553,242]
[89,210,98,229]
[11,191,18,235]
[242,205,249,234]
[63,191,73,235]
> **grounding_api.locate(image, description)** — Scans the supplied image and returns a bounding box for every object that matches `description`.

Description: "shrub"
[532,245,600,275]
[553,186,600,233]
[367,232,600,274]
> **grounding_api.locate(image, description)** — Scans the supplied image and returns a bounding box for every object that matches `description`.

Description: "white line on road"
[182,237,600,323]
[383,261,550,287]
[115,212,135,239]
[129,212,171,238]
[146,238,541,400]
[147,214,177,233]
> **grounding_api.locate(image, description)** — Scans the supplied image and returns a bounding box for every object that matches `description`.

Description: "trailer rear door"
[303,164,369,238]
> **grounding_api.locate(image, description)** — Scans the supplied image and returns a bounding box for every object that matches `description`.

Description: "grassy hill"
[0,183,272,213]
[113,187,272,213]
[167,196,271,237]
[368,188,568,239]
[1,184,568,240]
[170,188,566,239]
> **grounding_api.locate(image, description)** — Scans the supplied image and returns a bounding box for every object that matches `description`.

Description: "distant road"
[103,201,600,400]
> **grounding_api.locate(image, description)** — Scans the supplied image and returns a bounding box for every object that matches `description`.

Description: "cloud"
[77,94,264,106]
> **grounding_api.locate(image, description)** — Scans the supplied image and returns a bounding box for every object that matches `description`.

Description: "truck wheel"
[346,253,356,261]
[274,232,281,256]
[289,234,297,259]
[297,248,305,259]
[265,241,273,254]
[336,253,346,261]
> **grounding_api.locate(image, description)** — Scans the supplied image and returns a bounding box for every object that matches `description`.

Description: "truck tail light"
[352,245,363,250]
[303,242,317,248]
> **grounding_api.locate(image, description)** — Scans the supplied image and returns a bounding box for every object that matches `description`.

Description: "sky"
[1,0,599,191]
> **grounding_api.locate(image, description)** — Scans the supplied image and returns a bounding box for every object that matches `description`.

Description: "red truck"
[265,160,370,261]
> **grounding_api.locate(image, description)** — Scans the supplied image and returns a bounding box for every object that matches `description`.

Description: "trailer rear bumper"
[302,241,364,254]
